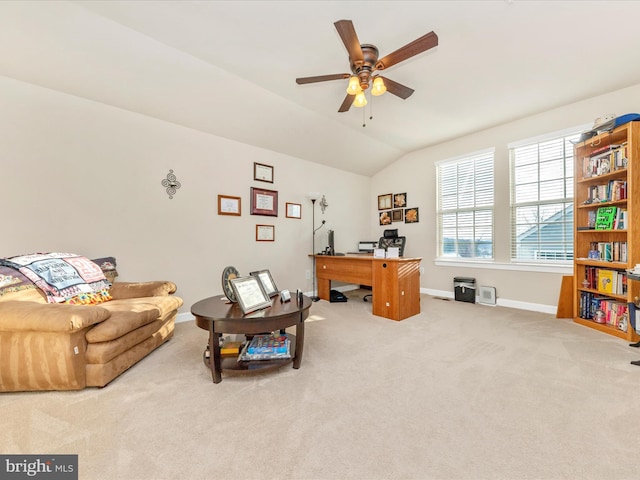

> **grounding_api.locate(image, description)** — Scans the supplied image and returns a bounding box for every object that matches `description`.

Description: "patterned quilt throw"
[0,253,111,303]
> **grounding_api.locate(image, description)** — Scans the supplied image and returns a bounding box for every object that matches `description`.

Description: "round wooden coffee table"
[191,294,311,383]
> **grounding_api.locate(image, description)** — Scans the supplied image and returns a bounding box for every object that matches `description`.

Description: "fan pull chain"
[362,102,366,127]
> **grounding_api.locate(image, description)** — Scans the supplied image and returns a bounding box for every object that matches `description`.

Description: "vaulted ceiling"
[2,1,640,176]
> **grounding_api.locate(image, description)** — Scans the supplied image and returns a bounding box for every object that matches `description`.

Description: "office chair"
[363,234,406,302]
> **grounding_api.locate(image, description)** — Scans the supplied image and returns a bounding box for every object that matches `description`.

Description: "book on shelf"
[582,144,627,178]
[579,292,629,331]
[220,341,244,355]
[594,206,617,230]
[238,333,291,361]
[597,269,616,294]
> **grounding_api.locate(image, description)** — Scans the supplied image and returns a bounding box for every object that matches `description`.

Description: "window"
[436,149,494,259]
[510,128,582,264]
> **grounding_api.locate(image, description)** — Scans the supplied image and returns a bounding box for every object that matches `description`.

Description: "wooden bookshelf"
[573,121,640,341]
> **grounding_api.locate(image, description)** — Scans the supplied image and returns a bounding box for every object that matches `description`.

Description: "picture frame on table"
[250,269,279,297]
[229,275,273,314]
[217,194,241,216]
[253,162,274,183]
[286,202,302,219]
[250,187,278,216]
[256,224,275,242]
[378,193,392,210]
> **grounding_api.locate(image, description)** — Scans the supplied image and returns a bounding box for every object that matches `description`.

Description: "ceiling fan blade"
[334,20,364,65]
[379,76,414,99]
[296,73,350,85]
[375,31,438,71]
[338,94,355,113]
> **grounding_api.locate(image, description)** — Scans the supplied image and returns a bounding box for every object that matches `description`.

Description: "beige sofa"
[0,276,183,392]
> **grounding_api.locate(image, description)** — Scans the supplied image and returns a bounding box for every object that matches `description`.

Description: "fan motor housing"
[350,44,379,89]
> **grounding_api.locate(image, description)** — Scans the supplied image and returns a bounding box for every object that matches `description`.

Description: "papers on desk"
[386,247,400,258]
[373,248,386,258]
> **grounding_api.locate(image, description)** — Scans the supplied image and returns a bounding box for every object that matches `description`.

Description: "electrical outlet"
[305,270,311,279]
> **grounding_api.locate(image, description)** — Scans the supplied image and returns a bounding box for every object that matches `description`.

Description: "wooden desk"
[315,254,421,321]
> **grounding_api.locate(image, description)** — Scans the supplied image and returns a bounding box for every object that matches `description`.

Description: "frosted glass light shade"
[346,76,359,95]
[371,77,387,96]
[354,90,367,107]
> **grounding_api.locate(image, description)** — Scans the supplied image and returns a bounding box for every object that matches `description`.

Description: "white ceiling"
[2,1,640,176]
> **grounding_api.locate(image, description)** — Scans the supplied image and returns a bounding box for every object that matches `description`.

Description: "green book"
[595,206,617,230]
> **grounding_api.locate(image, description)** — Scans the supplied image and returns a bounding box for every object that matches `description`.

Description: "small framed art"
[230,276,273,314]
[405,207,419,223]
[392,209,403,222]
[250,269,279,297]
[256,224,275,241]
[253,162,274,183]
[286,202,302,219]
[218,194,241,216]
[379,211,392,225]
[251,187,278,216]
[394,193,407,208]
[378,193,392,210]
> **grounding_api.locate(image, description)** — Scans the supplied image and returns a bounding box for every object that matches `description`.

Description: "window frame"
[508,125,587,266]
[435,148,495,261]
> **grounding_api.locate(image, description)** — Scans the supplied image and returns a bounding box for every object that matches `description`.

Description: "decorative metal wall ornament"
[319,194,328,214]
[161,169,181,199]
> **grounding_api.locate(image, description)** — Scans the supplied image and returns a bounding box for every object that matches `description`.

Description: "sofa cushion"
[109,281,177,299]
[85,320,162,364]
[0,301,110,332]
[86,303,160,343]
[106,296,183,319]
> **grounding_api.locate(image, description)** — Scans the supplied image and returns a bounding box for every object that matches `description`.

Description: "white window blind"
[436,149,494,259]
[510,131,581,263]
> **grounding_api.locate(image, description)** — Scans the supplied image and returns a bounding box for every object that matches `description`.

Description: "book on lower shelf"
[238,333,291,361]
[220,341,244,355]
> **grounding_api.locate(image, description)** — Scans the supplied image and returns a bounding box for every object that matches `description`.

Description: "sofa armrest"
[0,301,110,332]
[109,281,177,300]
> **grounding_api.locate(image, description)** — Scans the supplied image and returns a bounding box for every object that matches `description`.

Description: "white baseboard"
[423,288,558,315]
[176,312,194,324]
[177,285,558,324]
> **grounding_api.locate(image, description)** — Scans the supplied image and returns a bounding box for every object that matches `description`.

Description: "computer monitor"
[327,229,335,256]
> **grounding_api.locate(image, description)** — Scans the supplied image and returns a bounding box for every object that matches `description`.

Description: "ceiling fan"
[296,20,438,112]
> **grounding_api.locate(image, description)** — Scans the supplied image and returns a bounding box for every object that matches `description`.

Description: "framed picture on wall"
[394,193,407,208]
[379,211,392,225]
[378,194,392,210]
[256,224,275,241]
[405,207,419,223]
[286,202,302,219]
[250,187,278,216]
[392,209,403,222]
[217,194,241,216]
[253,162,274,183]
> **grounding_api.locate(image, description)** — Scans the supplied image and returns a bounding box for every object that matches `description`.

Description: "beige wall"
[372,83,640,312]
[0,76,370,312]
[4,72,640,315]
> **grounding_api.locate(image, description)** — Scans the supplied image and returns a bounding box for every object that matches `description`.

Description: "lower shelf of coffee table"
[219,334,297,375]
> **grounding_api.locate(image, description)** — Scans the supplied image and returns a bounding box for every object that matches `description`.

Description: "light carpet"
[2,290,640,480]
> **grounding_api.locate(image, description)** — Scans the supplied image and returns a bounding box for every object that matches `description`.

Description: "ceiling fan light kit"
[296,19,438,115]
